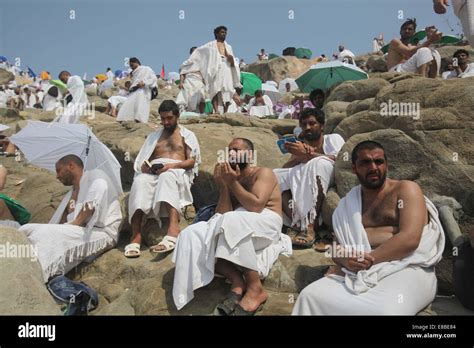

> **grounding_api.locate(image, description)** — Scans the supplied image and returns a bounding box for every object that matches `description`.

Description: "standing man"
[117,57,158,123]
[177,47,206,114]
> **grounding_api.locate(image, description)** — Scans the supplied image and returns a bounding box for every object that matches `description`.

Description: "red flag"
[160,64,165,79]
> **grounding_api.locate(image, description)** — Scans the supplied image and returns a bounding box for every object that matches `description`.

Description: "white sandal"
[150,235,177,254]
[124,243,141,258]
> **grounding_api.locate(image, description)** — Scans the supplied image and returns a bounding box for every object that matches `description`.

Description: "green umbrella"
[295,48,313,59]
[409,30,427,44]
[268,53,279,60]
[50,79,68,91]
[381,43,390,54]
[295,61,368,92]
[240,72,262,96]
[439,35,462,44]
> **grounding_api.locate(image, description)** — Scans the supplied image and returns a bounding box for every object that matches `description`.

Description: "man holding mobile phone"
[124,100,201,258]
[273,108,345,250]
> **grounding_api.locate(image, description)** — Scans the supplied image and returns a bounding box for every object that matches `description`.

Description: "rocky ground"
[1,54,473,315]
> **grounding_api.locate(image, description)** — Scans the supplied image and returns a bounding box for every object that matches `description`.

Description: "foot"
[292,227,316,248]
[238,286,268,313]
[152,226,180,252]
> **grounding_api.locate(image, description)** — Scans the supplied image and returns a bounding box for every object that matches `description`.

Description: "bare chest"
[361,193,399,227]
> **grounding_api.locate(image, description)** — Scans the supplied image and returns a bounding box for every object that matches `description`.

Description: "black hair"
[454,49,469,58]
[214,26,228,38]
[351,140,387,164]
[401,18,417,31]
[158,100,179,116]
[58,70,70,79]
[57,154,84,168]
[190,47,197,55]
[299,108,325,125]
[129,57,141,65]
[254,90,263,97]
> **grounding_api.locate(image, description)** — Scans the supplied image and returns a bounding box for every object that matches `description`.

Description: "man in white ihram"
[117,57,158,123]
[56,71,89,124]
[19,154,122,283]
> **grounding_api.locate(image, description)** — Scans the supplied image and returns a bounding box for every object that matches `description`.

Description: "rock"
[326,78,391,103]
[323,101,350,115]
[0,68,14,85]
[366,54,388,72]
[85,86,97,97]
[346,98,374,116]
[244,56,322,84]
[325,111,347,134]
[321,189,340,228]
[99,89,114,99]
[0,227,61,315]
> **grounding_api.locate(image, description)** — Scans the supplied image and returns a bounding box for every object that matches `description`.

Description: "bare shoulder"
[396,180,424,199]
[254,167,277,181]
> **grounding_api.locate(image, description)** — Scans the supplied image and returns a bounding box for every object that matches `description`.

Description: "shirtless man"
[172,138,291,315]
[387,18,442,77]
[293,141,444,315]
[125,100,200,257]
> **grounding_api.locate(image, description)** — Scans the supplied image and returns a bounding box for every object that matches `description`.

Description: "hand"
[334,248,375,272]
[178,81,184,89]
[221,162,240,186]
[155,163,175,175]
[226,54,235,66]
[137,81,145,88]
[426,27,443,44]
[285,141,308,157]
[433,0,449,14]
[214,163,226,187]
[141,162,151,174]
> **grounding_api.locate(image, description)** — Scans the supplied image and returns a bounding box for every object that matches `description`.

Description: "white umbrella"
[168,72,180,81]
[0,124,10,132]
[278,78,299,93]
[261,83,282,104]
[265,80,278,88]
[10,121,123,196]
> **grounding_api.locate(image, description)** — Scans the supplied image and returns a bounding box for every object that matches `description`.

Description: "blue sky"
[0,0,461,79]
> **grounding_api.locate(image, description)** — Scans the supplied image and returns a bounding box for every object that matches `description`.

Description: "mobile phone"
[277,137,297,154]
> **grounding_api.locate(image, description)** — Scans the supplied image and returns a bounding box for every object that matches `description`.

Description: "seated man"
[248,90,273,118]
[0,164,31,228]
[19,155,122,283]
[273,108,345,249]
[106,81,131,117]
[172,138,291,315]
[387,19,442,77]
[443,49,474,79]
[292,141,445,315]
[125,100,200,257]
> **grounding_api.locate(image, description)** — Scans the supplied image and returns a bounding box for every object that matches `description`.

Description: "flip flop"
[231,302,265,316]
[291,231,316,249]
[124,243,141,258]
[213,291,243,316]
[150,235,177,254]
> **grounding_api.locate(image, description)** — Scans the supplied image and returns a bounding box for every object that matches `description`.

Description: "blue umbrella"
[295,61,368,92]
[114,69,123,78]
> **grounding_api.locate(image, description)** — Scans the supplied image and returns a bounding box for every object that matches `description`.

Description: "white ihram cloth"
[108,95,128,108]
[42,86,63,111]
[443,62,474,79]
[19,169,122,282]
[181,40,242,106]
[248,95,274,117]
[273,134,345,230]
[176,71,206,112]
[389,47,441,75]
[57,76,89,124]
[116,65,157,123]
[172,207,292,310]
[453,0,474,44]
[292,186,445,315]
[128,126,200,224]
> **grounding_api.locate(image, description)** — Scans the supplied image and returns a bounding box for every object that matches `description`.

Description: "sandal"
[291,230,316,249]
[149,235,177,254]
[231,302,266,316]
[124,243,141,258]
[213,291,243,316]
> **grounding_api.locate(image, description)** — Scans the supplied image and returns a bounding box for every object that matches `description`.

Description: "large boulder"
[0,227,61,315]
[326,78,391,103]
[0,68,14,85]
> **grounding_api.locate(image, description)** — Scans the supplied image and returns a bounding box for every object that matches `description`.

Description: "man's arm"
[369,181,427,264]
[214,163,233,214]
[226,166,277,213]
[68,205,94,227]
[0,165,7,190]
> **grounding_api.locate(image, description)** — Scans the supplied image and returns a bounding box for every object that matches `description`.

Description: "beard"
[163,123,177,133]
[357,170,387,189]
[304,131,322,141]
[230,161,249,171]
[59,171,74,186]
